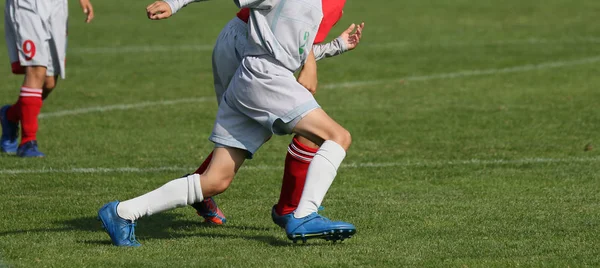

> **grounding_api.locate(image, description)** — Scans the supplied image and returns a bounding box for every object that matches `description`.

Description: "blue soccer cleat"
[285,212,356,243]
[97,201,141,247]
[0,105,18,154]
[271,205,294,229]
[191,197,227,225]
[16,140,45,158]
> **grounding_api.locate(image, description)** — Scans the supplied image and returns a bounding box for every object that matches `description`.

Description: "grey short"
[211,17,247,105]
[209,56,319,158]
[4,0,68,78]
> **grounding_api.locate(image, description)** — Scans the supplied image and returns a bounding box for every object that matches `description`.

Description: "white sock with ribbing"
[116,174,204,221]
[294,140,346,218]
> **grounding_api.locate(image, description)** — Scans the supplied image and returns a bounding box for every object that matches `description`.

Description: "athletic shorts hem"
[209,135,256,159]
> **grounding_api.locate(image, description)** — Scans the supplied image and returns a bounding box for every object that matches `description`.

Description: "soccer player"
[1,0,94,157]
[99,0,357,246]
[146,0,363,228]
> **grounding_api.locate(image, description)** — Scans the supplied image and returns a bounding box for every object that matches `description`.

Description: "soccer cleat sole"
[288,228,356,243]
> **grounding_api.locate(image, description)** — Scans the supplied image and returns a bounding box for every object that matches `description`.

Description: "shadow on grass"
[0,212,292,247]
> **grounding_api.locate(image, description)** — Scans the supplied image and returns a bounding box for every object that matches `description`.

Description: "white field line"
[38,97,213,119]
[70,37,600,55]
[1,156,598,175]
[322,56,600,89]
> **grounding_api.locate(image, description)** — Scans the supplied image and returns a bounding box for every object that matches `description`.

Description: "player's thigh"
[292,108,352,150]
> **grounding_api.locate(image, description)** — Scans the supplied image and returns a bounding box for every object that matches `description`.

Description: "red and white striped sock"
[18,87,43,145]
[275,136,318,216]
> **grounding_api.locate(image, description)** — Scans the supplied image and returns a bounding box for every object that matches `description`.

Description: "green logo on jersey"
[299,32,310,55]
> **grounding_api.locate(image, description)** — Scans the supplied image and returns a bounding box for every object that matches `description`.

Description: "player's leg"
[42,75,58,100]
[271,135,319,228]
[98,146,247,247]
[191,17,248,224]
[1,0,25,153]
[284,108,356,242]
[15,66,47,157]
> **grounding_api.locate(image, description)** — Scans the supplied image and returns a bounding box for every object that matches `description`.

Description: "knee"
[212,176,233,195]
[331,128,352,150]
[43,80,56,91]
[42,77,57,100]
[201,173,234,197]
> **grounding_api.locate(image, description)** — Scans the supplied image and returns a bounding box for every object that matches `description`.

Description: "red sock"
[6,102,20,123]
[193,151,214,175]
[275,136,319,216]
[18,87,43,145]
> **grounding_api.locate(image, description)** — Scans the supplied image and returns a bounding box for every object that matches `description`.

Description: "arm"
[297,50,318,95]
[312,22,365,61]
[146,0,207,20]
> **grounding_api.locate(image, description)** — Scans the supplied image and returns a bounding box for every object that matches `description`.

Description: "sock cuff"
[20,87,43,98]
[186,174,204,204]
[316,140,347,171]
[288,137,319,163]
[292,136,319,154]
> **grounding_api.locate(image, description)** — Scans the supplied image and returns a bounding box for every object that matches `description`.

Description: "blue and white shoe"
[16,140,45,158]
[97,201,141,247]
[0,105,18,154]
[272,205,325,229]
[285,212,356,243]
[271,206,294,229]
[191,197,227,225]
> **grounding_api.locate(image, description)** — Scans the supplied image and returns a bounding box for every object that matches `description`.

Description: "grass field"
[1,0,600,267]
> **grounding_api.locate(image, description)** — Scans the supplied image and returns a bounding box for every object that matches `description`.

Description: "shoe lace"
[127,222,139,243]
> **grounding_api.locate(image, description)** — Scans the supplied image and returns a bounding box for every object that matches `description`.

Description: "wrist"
[335,36,349,52]
[163,0,178,14]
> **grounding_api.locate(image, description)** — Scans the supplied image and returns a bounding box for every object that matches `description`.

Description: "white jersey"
[234,0,323,72]
[4,0,68,78]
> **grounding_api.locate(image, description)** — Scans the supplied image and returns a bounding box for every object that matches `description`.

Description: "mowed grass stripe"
[37,56,600,120]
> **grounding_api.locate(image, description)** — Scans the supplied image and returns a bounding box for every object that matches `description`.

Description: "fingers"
[342,23,356,36]
[83,3,94,23]
[146,1,161,11]
[146,2,171,20]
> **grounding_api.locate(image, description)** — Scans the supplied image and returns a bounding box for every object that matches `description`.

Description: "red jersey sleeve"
[314,0,346,44]
[236,8,250,23]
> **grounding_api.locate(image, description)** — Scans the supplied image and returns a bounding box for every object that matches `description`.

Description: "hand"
[298,50,318,95]
[147,1,173,20]
[79,0,94,23]
[339,22,365,51]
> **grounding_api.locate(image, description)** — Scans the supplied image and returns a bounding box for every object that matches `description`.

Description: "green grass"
[1,0,600,267]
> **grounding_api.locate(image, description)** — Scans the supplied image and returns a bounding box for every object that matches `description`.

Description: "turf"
[1,0,600,267]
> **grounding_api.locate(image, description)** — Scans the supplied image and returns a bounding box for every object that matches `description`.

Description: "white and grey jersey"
[163,0,207,15]
[234,0,323,72]
[313,36,348,61]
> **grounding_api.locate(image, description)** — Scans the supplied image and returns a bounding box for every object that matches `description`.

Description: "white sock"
[294,140,346,218]
[117,174,204,221]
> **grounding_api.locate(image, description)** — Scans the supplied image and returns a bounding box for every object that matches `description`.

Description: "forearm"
[164,0,206,15]
[312,36,348,61]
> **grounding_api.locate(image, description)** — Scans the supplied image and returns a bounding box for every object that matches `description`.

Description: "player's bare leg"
[284,108,356,243]
[98,147,246,246]
[42,75,58,100]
